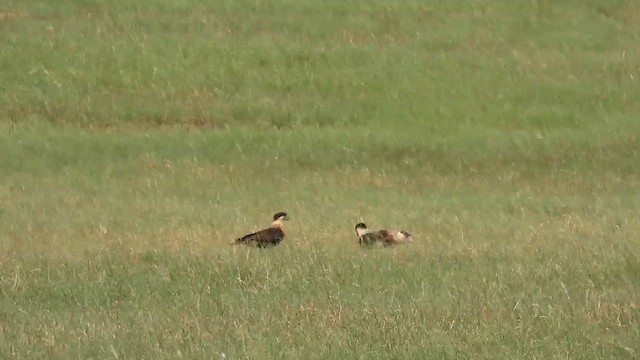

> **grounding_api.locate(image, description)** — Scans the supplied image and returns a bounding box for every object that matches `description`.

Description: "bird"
[355,222,414,247]
[232,212,290,248]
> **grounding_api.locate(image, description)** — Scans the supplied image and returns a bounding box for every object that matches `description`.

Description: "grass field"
[1,0,640,358]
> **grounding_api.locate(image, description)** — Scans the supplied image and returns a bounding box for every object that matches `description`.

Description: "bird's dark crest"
[273,212,289,221]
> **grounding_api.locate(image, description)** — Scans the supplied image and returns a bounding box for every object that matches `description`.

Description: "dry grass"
[1,0,640,358]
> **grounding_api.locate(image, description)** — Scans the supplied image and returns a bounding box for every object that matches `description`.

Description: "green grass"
[1,0,640,359]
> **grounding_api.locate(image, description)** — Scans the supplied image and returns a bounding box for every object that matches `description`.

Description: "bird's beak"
[284,215,291,221]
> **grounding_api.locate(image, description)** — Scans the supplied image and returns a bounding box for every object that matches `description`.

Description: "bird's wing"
[379,229,413,244]
[256,227,285,247]
[360,231,385,246]
[235,227,284,247]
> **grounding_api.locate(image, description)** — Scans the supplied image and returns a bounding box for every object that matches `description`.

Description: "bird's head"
[271,212,290,228]
[355,222,369,236]
[273,212,290,221]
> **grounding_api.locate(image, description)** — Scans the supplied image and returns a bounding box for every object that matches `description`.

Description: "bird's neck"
[271,219,285,229]
[356,228,370,236]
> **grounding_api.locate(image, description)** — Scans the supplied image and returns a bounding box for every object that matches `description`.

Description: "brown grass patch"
[0,11,28,22]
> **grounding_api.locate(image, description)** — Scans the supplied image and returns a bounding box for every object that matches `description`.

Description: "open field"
[1,0,640,358]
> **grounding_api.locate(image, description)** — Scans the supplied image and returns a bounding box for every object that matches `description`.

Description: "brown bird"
[355,222,414,247]
[232,212,290,248]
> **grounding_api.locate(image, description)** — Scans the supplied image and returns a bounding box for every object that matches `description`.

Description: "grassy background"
[1,0,639,358]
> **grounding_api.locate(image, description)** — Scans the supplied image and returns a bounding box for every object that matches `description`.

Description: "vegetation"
[1,0,639,358]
